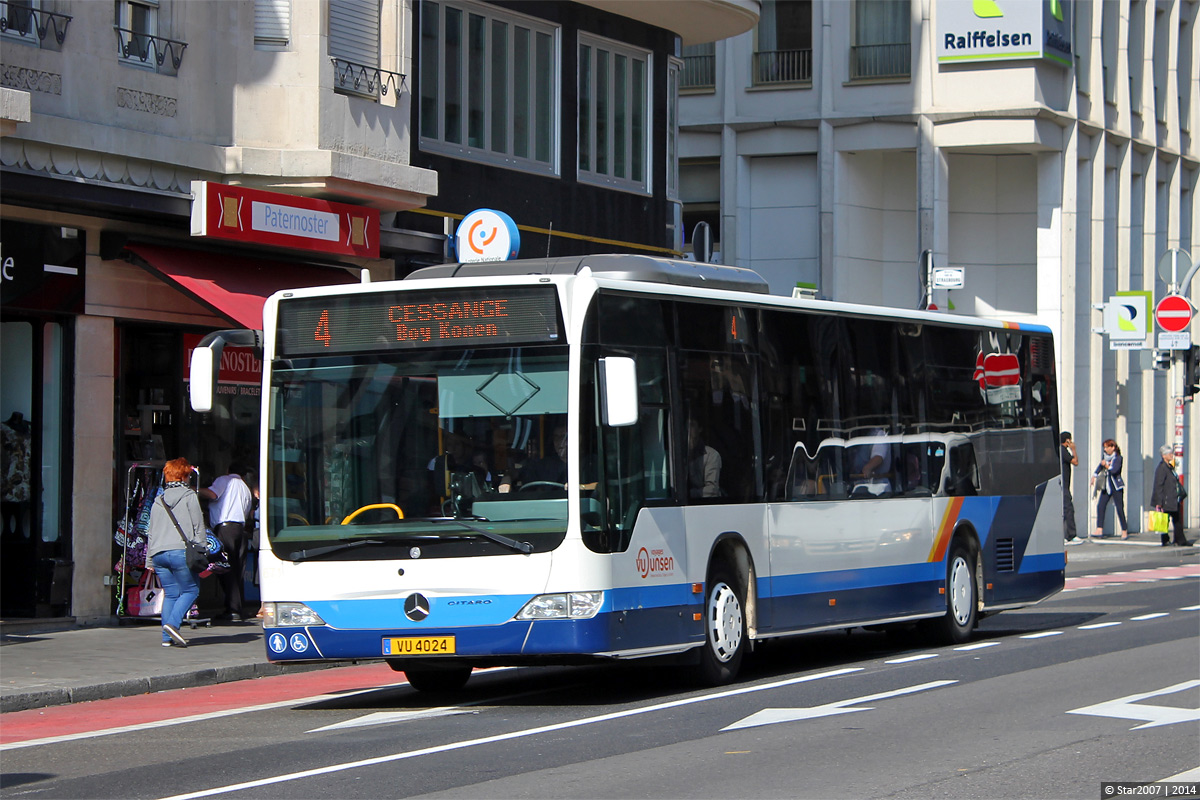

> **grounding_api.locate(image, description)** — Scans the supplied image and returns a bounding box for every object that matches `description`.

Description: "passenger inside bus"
[687,419,722,499]
[849,429,894,497]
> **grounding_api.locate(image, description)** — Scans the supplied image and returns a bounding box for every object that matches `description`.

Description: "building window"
[3,0,37,41]
[255,0,290,50]
[329,0,379,97]
[754,0,812,85]
[667,57,680,201]
[115,0,157,68]
[1179,10,1194,131]
[1101,0,1118,104]
[579,34,651,193]
[681,42,715,90]
[680,159,721,260]
[850,0,910,80]
[420,0,559,175]
[1128,0,1145,114]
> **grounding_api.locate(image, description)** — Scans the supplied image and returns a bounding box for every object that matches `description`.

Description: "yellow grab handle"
[341,503,405,524]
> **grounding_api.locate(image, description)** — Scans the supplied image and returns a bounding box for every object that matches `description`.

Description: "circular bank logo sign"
[455,209,520,263]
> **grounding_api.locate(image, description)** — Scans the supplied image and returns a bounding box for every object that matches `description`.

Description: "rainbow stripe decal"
[928,497,963,562]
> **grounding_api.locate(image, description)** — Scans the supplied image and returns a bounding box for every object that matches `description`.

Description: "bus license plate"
[383,636,455,655]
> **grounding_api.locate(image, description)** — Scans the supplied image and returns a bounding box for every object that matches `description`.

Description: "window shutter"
[329,0,380,68]
[255,0,290,47]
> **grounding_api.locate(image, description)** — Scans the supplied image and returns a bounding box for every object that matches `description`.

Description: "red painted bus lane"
[0,663,404,747]
[1064,563,1200,591]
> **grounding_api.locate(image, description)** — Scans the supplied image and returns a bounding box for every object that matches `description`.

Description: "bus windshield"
[266,345,571,559]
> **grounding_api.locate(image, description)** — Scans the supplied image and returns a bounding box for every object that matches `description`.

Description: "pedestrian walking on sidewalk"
[1061,431,1083,544]
[200,462,255,622]
[1151,445,1192,547]
[1090,438,1129,539]
[147,457,206,648]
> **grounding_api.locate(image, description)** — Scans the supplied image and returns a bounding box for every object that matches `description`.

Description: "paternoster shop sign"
[190,181,379,258]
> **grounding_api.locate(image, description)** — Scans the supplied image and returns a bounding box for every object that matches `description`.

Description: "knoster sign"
[190,181,379,258]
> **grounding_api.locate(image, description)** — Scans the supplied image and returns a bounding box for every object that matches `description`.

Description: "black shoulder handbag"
[161,496,209,573]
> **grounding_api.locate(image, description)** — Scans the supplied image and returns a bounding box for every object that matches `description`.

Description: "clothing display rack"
[116,462,210,628]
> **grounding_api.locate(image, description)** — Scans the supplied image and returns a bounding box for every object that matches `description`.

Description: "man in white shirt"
[200,462,254,621]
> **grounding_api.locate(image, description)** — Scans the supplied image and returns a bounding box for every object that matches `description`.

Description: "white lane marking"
[1182,605,1200,611]
[1162,766,1200,782]
[1131,613,1170,620]
[954,642,1000,651]
[1019,631,1063,639]
[307,707,477,733]
[156,667,864,800]
[884,654,938,664]
[1068,681,1200,730]
[721,680,958,731]
[1078,622,1122,630]
[0,683,408,752]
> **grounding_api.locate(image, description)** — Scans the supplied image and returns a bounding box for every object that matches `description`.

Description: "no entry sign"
[1155,295,1194,332]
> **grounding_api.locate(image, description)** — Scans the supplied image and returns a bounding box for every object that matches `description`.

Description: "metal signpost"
[1156,249,1195,496]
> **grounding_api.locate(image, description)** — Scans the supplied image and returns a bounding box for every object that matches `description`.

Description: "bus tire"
[697,562,746,685]
[925,540,977,644]
[401,664,472,693]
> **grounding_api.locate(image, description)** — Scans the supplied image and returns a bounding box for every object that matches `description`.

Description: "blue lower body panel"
[264,614,632,663]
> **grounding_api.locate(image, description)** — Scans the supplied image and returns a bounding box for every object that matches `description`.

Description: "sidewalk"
[1,536,1194,714]
[0,618,361,713]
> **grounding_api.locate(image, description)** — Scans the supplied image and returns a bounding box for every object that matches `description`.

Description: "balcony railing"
[331,57,406,98]
[753,48,812,85]
[681,52,715,90]
[0,1,71,46]
[114,26,187,72]
[849,42,910,80]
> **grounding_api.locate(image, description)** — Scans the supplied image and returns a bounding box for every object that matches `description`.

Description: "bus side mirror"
[189,346,215,413]
[599,357,638,427]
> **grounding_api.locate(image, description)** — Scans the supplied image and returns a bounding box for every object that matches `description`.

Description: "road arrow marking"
[721,680,958,731]
[1068,681,1200,729]
[307,707,478,733]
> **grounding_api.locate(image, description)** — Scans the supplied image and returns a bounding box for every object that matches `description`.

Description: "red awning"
[124,242,357,329]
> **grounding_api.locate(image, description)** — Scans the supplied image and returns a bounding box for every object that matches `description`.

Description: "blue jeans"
[152,550,200,641]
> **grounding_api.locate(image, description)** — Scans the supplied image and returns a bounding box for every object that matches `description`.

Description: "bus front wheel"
[393,663,473,693]
[924,540,977,644]
[697,563,746,685]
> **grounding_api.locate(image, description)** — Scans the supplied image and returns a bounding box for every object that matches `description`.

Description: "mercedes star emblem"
[404,593,430,622]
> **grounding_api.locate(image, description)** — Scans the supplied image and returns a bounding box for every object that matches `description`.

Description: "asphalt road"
[3,550,1198,800]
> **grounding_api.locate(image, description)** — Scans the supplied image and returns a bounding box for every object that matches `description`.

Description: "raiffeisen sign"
[937,0,1072,66]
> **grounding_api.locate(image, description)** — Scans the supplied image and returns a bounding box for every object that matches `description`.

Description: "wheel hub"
[949,556,972,625]
[707,582,743,662]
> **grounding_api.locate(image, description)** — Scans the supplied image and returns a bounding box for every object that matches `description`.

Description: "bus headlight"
[515,591,603,620]
[261,602,326,627]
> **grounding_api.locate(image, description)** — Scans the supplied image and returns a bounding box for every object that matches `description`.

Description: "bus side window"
[946,444,979,496]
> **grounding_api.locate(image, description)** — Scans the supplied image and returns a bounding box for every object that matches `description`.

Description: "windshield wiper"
[289,539,386,562]
[429,518,534,554]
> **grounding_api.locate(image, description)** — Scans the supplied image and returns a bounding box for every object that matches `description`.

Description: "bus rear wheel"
[697,563,746,685]
[393,663,473,693]
[923,541,977,644]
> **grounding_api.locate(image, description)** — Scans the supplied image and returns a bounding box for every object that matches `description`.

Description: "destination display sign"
[276,286,562,356]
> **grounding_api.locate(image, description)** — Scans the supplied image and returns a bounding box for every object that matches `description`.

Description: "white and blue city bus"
[189,255,1064,692]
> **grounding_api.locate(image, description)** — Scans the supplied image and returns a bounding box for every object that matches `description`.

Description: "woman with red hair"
[146,457,206,646]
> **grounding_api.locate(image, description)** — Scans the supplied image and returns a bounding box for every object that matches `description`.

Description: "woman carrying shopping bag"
[146,457,207,647]
[1089,439,1129,539]
[1151,445,1192,547]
